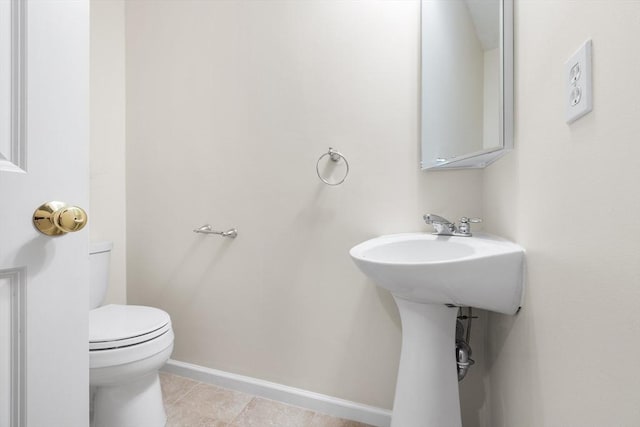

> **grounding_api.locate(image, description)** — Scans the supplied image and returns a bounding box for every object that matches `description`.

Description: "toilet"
[89,241,174,427]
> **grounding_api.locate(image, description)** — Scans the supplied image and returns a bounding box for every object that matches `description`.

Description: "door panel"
[0,268,25,427]
[0,1,89,426]
[0,0,25,173]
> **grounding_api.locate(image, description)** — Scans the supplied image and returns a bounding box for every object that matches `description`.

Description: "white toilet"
[89,241,174,427]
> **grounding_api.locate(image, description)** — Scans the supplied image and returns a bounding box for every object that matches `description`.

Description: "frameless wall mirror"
[421,0,513,170]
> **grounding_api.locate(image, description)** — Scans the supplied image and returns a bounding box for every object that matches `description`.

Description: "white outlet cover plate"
[565,39,593,124]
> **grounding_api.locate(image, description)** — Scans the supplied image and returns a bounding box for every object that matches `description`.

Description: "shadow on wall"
[485,307,544,426]
[485,312,518,426]
[327,281,401,407]
[157,238,234,310]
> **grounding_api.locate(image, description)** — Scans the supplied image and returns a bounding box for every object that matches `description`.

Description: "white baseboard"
[162,359,392,427]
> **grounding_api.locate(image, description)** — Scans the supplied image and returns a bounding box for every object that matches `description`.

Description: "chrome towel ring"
[316,147,349,186]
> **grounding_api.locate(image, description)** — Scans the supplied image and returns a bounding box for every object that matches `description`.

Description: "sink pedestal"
[392,297,461,427]
[350,232,525,426]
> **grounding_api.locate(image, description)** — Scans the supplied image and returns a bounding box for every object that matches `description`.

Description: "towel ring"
[316,147,349,186]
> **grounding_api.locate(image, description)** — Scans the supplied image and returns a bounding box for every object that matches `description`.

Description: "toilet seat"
[90,304,174,370]
[90,304,171,351]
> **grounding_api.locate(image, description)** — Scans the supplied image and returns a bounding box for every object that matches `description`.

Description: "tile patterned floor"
[160,372,374,427]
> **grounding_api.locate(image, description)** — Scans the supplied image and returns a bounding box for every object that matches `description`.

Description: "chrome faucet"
[423,214,482,237]
[423,214,456,235]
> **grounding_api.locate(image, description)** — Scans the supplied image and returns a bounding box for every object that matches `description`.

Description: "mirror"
[421,0,513,170]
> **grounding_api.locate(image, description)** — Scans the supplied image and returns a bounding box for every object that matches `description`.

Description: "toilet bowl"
[89,242,174,427]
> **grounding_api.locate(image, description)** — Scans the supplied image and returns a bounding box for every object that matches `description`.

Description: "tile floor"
[160,372,374,427]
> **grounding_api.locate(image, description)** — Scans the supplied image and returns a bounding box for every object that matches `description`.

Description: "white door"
[0,1,89,426]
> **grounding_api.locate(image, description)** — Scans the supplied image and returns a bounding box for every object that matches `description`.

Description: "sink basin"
[349,232,525,427]
[349,232,525,314]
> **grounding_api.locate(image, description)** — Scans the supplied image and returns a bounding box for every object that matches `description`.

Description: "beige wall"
[125,0,483,411]
[90,0,127,304]
[484,1,640,425]
[93,0,640,423]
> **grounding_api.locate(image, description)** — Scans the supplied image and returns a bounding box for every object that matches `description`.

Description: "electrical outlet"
[565,39,593,124]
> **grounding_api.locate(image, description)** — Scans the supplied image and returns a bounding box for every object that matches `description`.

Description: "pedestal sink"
[350,232,525,427]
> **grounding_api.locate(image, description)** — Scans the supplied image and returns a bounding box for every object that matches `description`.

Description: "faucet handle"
[459,217,482,224]
[456,217,482,236]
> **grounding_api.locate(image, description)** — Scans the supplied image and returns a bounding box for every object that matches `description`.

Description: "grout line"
[172,381,201,405]
[162,372,203,406]
[229,396,256,425]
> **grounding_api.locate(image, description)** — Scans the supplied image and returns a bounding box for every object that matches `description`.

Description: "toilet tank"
[89,241,113,310]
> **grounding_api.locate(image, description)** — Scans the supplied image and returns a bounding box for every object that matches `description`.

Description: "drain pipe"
[456,307,476,382]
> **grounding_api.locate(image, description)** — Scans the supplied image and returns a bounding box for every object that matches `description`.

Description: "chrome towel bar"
[193,224,238,238]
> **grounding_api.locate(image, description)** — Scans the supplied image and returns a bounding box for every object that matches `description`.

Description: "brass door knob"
[33,201,88,236]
